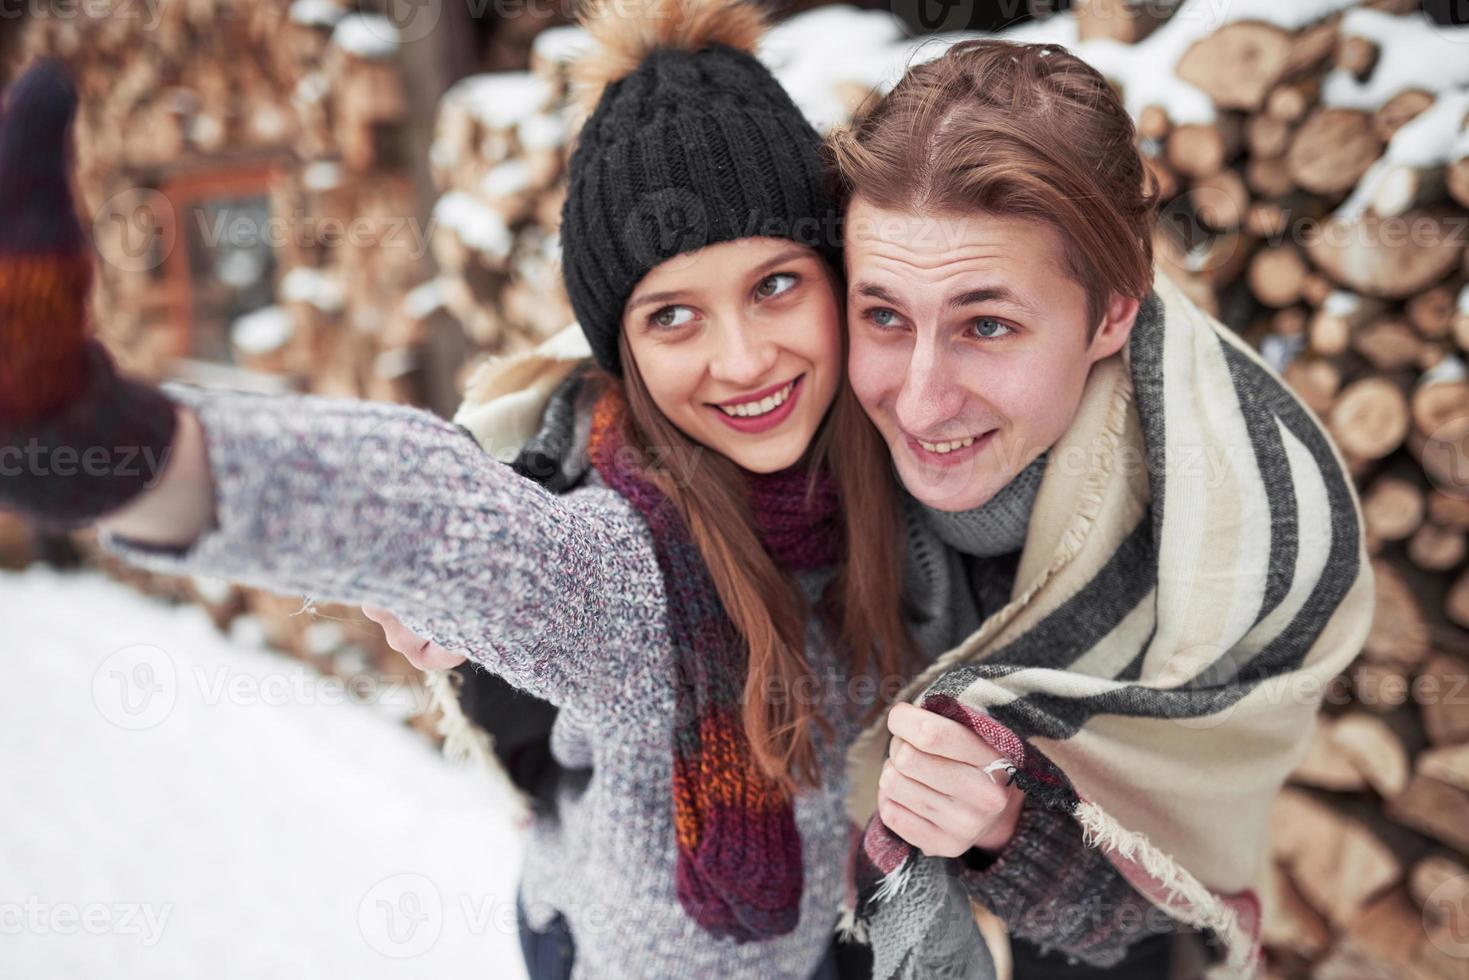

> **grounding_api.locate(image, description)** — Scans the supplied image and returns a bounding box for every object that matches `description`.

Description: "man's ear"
[1086,292,1141,365]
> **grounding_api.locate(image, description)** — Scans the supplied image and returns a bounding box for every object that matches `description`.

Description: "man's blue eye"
[870,309,897,327]
[971,317,1012,339]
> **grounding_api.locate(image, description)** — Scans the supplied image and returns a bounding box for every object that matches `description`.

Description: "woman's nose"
[708,319,777,385]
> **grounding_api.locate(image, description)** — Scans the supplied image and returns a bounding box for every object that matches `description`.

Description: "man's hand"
[362,605,468,671]
[876,701,1024,858]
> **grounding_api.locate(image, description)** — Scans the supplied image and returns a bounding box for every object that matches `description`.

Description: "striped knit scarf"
[587,388,842,942]
[839,273,1375,980]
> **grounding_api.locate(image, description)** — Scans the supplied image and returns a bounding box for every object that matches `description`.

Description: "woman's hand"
[876,701,1024,858]
[362,605,468,671]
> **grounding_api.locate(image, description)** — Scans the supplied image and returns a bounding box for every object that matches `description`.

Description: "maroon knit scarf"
[587,390,842,942]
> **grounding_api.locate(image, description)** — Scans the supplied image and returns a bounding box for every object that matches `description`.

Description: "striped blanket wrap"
[837,272,1376,980]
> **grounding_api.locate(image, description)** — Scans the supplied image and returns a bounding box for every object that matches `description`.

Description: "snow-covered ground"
[0,566,529,979]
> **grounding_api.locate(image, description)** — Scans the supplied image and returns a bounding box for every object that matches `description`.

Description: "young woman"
[0,1,915,977]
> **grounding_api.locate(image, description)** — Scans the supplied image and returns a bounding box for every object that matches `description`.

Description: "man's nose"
[894,334,966,432]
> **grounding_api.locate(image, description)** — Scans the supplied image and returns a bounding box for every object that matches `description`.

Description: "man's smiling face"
[844,197,1139,512]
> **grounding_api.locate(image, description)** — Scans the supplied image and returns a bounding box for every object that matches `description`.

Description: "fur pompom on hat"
[559,0,840,376]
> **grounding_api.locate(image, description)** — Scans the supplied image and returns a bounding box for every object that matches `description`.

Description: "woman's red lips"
[711,375,802,408]
[707,375,804,435]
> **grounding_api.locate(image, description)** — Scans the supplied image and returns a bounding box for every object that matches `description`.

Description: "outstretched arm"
[0,61,665,710]
[100,382,668,711]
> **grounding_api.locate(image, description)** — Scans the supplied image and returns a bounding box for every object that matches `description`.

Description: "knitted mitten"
[0,58,179,529]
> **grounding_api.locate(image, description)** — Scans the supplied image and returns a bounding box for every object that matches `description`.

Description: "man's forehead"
[843,201,1058,262]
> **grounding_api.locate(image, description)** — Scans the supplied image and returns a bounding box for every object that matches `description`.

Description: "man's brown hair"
[828,40,1161,332]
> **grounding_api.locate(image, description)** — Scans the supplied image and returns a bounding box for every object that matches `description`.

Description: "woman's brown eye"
[756,273,796,299]
[652,306,694,329]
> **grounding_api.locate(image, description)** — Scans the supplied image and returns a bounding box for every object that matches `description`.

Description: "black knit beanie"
[560,42,840,377]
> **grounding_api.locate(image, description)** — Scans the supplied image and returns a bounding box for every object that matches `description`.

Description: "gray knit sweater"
[99,382,1173,977]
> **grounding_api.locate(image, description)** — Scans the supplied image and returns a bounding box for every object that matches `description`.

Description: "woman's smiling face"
[621,237,843,474]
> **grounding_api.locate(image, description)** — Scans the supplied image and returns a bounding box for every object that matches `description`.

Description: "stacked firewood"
[6,1,432,675]
[418,26,585,390]
[14,0,428,403]
[1104,2,1469,617]
[1061,2,1469,976]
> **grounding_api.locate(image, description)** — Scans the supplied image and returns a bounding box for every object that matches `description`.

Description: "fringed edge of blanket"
[835,794,1263,980]
[1073,801,1261,979]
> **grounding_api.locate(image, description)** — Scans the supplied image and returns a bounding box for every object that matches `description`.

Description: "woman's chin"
[712,429,810,474]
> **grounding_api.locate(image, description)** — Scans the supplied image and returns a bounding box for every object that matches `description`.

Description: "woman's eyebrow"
[629,248,812,310]
[749,247,814,277]
[627,288,690,311]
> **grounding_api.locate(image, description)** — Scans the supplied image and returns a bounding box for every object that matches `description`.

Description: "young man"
[829,40,1373,980]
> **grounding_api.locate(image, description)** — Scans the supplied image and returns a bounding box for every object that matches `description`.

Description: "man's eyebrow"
[853,282,902,305]
[946,286,1040,316]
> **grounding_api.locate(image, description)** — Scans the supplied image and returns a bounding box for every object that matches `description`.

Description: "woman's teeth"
[718,379,796,418]
[916,435,977,455]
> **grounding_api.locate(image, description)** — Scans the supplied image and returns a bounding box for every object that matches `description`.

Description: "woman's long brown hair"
[609,291,918,796]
